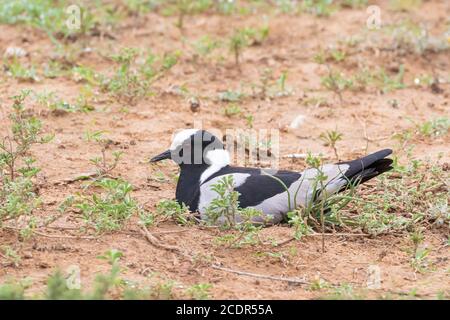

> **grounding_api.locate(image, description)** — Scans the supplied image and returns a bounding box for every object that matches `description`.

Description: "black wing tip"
[374,148,393,159]
[341,149,394,184]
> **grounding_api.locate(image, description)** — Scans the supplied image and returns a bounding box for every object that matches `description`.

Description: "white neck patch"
[200,149,231,184]
[170,129,200,150]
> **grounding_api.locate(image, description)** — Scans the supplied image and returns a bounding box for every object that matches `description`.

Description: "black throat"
[175,164,209,211]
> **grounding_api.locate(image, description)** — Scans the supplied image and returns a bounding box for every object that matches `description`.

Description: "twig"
[211,264,309,285]
[31,230,99,240]
[3,226,99,240]
[309,232,371,238]
[46,226,79,230]
[57,171,98,184]
[139,225,191,260]
[153,229,190,235]
[274,237,296,246]
[271,233,373,247]
[118,229,190,237]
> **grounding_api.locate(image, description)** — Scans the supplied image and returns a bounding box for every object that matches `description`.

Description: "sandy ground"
[0,0,449,299]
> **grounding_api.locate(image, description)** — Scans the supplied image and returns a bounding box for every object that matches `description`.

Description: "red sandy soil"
[0,0,448,299]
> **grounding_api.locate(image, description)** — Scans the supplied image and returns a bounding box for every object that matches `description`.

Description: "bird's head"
[150,129,230,168]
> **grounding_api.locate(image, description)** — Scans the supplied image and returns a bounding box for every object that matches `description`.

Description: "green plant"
[34,91,76,113]
[350,159,448,235]
[277,71,290,94]
[138,210,155,227]
[340,0,368,8]
[186,283,212,300]
[229,29,249,67]
[102,48,179,104]
[228,26,269,67]
[253,69,292,98]
[309,277,331,291]
[215,0,237,14]
[372,65,405,93]
[123,0,161,15]
[42,60,67,79]
[301,0,336,17]
[69,178,145,232]
[410,247,430,273]
[155,0,219,28]
[382,20,449,55]
[389,0,422,11]
[218,90,243,102]
[0,246,22,267]
[394,117,449,148]
[223,104,242,117]
[34,89,95,114]
[315,48,347,63]
[0,249,183,300]
[416,118,449,138]
[275,0,300,13]
[192,35,221,59]
[205,176,240,227]
[205,176,265,232]
[0,91,52,226]
[0,279,28,299]
[103,48,143,104]
[172,0,212,29]
[150,279,175,300]
[74,85,96,112]
[409,228,424,251]
[44,249,124,300]
[319,130,343,160]
[3,57,39,82]
[245,114,254,128]
[314,53,351,105]
[154,199,190,225]
[287,210,314,239]
[0,0,120,41]
[407,228,431,273]
[44,271,83,300]
[85,131,123,177]
[273,153,358,246]
[325,283,365,300]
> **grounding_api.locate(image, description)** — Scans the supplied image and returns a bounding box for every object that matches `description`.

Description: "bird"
[151,129,393,226]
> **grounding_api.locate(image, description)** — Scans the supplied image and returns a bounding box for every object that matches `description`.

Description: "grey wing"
[253,163,351,216]
[197,164,350,226]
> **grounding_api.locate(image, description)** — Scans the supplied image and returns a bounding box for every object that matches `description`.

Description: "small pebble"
[4,46,27,58]
[189,97,200,112]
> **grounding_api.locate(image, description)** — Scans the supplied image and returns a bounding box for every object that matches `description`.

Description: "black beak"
[150,150,171,162]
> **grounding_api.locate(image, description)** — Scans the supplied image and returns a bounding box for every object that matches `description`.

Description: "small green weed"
[85,131,123,177]
[319,129,343,160]
[67,178,146,232]
[0,91,52,227]
[186,283,212,300]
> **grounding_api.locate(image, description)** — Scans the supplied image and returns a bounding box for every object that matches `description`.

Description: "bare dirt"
[0,0,449,299]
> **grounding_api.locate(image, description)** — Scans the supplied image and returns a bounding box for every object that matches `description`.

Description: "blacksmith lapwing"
[151,129,393,225]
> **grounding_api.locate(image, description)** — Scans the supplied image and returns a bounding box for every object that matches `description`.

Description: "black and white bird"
[151,129,393,225]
